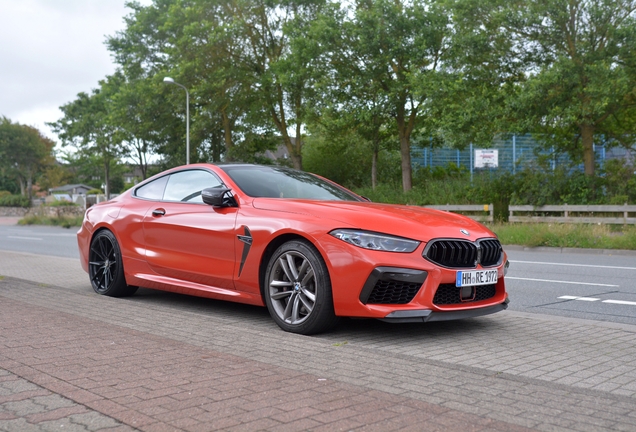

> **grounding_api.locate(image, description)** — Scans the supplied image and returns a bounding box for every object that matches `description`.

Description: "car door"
[142,169,238,290]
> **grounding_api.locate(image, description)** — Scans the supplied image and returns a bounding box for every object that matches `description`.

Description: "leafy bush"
[18,215,83,228]
[0,194,30,207]
[354,159,635,221]
[46,200,78,207]
[86,188,103,195]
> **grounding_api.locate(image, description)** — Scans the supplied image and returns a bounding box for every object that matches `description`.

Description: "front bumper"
[319,233,509,319]
[380,298,510,323]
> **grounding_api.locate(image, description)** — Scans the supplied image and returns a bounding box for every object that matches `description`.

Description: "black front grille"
[366,280,422,304]
[433,283,496,305]
[424,238,503,268]
[479,239,503,266]
[424,240,477,268]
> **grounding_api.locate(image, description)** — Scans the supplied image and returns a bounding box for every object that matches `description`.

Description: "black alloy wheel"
[264,240,339,335]
[88,230,137,297]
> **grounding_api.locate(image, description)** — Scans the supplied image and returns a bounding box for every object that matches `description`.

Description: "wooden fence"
[509,204,636,224]
[423,204,494,222]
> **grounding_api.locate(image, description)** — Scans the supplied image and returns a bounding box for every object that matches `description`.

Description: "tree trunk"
[18,179,26,196]
[26,175,33,200]
[104,160,111,200]
[580,123,595,176]
[134,139,148,181]
[221,110,234,157]
[395,102,413,192]
[371,148,378,190]
[292,121,303,170]
[399,133,412,191]
[285,133,302,170]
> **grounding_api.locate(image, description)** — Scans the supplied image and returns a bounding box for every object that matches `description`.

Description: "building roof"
[49,184,94,193]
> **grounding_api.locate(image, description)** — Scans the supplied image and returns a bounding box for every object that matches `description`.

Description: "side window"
[163,170,222,203]
[135,175,169,200]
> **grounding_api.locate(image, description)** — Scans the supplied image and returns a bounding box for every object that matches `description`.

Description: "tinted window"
[163,170,222,203]
[221,166,361,201]
[135,175,168,200]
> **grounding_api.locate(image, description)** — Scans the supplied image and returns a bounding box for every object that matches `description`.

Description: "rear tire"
[264,240,339,335]
[88,230,137,297]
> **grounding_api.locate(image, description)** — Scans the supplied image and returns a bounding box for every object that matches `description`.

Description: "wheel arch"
[87,225,124,274]
[258,233,326,303]
[88,225,118,255]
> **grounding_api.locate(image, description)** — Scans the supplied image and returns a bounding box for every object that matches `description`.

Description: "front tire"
[264,240,339,335]
[88,230,137,297]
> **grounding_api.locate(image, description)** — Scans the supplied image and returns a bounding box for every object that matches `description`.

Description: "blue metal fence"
[411,134,635,175]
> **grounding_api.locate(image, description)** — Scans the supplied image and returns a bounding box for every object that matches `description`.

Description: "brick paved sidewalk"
[1,285,532,432]
[1,250,636,431]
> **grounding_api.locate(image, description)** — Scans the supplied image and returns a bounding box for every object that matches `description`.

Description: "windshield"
[220,165,363,201]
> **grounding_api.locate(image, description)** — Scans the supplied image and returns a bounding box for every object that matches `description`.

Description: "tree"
[323,0,453,191]
[49,78,125,199]
[109,73,180,178]
[0,117,55,198]
[108,0,260,164]
[225,0,328,170]
[469,0,636,176]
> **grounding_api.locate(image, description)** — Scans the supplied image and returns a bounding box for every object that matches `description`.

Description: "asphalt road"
[505,248,636,326]
[0,224,79,259]
[1,223,635,325]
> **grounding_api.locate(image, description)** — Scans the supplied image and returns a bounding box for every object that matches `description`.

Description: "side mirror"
[202,187,234,207]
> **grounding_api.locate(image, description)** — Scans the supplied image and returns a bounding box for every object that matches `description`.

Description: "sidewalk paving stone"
[1,249,636,431]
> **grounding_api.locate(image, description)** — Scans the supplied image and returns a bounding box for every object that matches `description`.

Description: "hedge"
[0,194,30,208]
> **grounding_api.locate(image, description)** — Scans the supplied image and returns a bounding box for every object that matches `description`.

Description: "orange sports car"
[78,163,509,334]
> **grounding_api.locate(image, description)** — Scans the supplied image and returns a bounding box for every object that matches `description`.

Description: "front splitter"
[380,298,509,323]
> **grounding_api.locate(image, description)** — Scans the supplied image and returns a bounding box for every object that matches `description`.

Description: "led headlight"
[329,229,420,253]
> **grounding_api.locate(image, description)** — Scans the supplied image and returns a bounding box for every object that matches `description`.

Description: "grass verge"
[489,223,636,250]
[18,215,83,229]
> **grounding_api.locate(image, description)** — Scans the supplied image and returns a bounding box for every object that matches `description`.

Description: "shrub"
[18,215,83,228]
[46,200,78,207]
[0,194,30,207]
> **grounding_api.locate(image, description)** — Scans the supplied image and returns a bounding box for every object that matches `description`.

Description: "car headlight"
[329,229,420,253]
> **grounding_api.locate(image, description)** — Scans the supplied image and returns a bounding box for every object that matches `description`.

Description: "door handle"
[152,209,166,216]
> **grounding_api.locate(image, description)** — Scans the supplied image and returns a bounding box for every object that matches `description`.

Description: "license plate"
[456,270,498,287]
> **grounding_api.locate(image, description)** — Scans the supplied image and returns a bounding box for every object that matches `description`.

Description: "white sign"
[474,149,499,168]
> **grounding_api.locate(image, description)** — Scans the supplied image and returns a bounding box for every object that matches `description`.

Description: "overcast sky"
[0,0,151,142]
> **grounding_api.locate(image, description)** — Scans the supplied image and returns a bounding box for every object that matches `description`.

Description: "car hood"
[251,199,496,242]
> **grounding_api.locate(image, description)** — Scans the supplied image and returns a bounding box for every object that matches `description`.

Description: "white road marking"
[509,260,636,271]
[7,236,42,241]
[506,277,619,287]
[558,296,600,301]
[558,296,636,307]
[602,300,636,306]
[5,230,74,237]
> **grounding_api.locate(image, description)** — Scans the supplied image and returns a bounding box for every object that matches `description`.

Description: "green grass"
[488,223,636,250]
[18,215,83,229]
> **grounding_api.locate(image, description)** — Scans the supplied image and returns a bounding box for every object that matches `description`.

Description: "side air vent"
[359,267,427,305]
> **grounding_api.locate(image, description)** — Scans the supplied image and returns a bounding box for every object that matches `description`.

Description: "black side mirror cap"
[202,187,234,207]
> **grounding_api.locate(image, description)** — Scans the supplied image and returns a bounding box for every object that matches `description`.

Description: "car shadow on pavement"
[116,287,503,342]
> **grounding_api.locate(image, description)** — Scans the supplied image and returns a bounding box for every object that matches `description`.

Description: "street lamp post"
[163,77,190,165]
